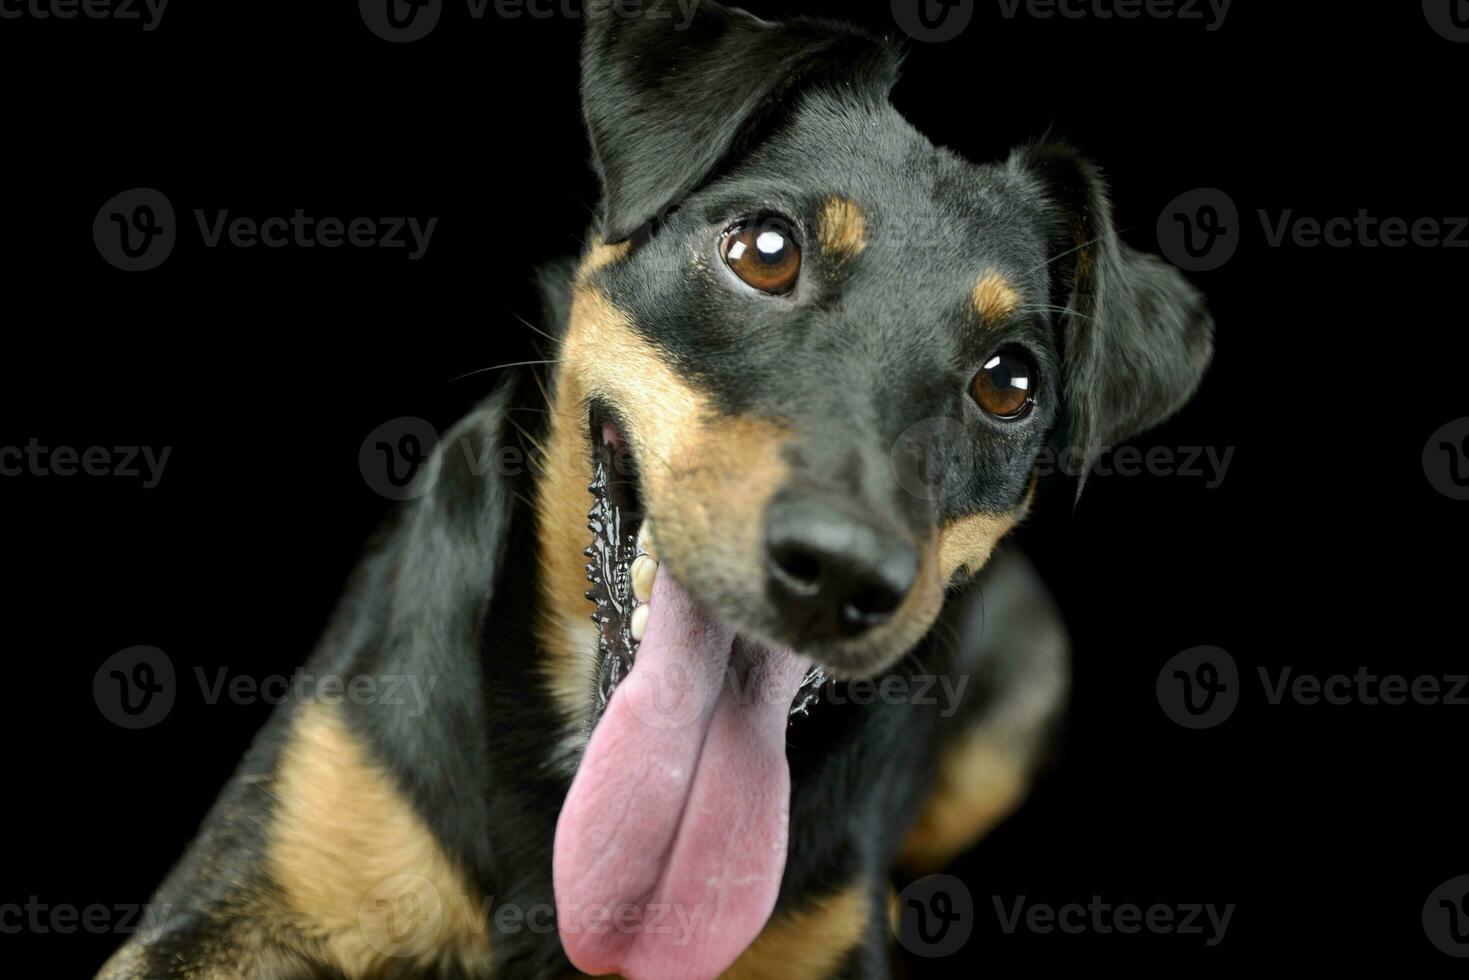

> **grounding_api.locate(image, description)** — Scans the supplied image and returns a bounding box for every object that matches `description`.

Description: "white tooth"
[637,523,657,561]
[631,554,658,603]
[630,603,650,642]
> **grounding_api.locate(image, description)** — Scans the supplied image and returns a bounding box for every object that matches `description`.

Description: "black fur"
[581,0,901,242]
[99,3,1210,978]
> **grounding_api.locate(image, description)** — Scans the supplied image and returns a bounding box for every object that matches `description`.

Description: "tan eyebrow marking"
[972,270,1022,326]
[817,196,868,261]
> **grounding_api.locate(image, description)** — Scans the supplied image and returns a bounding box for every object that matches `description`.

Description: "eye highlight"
[721,215,801,294]
[971,348,1036,419]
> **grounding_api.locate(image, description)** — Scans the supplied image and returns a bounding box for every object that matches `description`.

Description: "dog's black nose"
[764,494,919,640]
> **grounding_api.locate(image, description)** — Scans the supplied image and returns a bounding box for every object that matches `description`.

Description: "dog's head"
[544,1,1212,682]
[543,3,1211,974]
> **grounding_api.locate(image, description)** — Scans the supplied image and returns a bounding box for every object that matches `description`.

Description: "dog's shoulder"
[96,385,535,979]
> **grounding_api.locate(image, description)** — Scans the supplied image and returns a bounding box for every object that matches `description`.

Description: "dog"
[98,3,1212,977]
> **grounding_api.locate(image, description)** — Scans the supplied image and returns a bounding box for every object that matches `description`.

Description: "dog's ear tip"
[582,6,900,244]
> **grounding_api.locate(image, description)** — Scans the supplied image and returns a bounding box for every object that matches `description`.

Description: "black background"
[2,0,1465,974]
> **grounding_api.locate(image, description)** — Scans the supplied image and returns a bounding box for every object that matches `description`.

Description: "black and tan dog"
[99,3,1212,977]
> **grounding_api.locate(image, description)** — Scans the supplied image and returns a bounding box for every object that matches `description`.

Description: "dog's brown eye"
[972,348,1036,419]
[722,218,801,294]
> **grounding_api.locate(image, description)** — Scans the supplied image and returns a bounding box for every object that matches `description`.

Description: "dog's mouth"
[581,404,825,723]
[583,407,645,718]
[554,404,822,979]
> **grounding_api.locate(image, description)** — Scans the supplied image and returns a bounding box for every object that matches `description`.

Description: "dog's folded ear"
[1011,143,1214,482]
[581,0,899,242]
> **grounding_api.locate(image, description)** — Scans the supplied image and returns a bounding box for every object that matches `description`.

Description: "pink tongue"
[554,572,810,979]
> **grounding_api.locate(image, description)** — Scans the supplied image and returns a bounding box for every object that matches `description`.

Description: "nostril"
[765,493,920,640]
[769,543,824,595]
[848,585,902,620]
[839,555,916,633]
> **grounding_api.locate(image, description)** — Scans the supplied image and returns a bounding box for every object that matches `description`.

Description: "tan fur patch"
[581,239,631,276]
[898,735,1027,874]
[723,883,870,980]
[817,196,868,261]
[267,704,493,977]
[938,510,1019,581]
[972,270,1021,326]
[938,479,1035,582]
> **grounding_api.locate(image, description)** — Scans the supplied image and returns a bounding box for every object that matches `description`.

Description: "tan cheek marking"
[579,238,631,276]
[972,270,1021,326]
[268,705,492,977]
[535,281,713,735]
[939,510,1019,581]
[939,477,1036,582]
[650,413,789,593]
[725,882,870,980]
[818,196,868,261]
